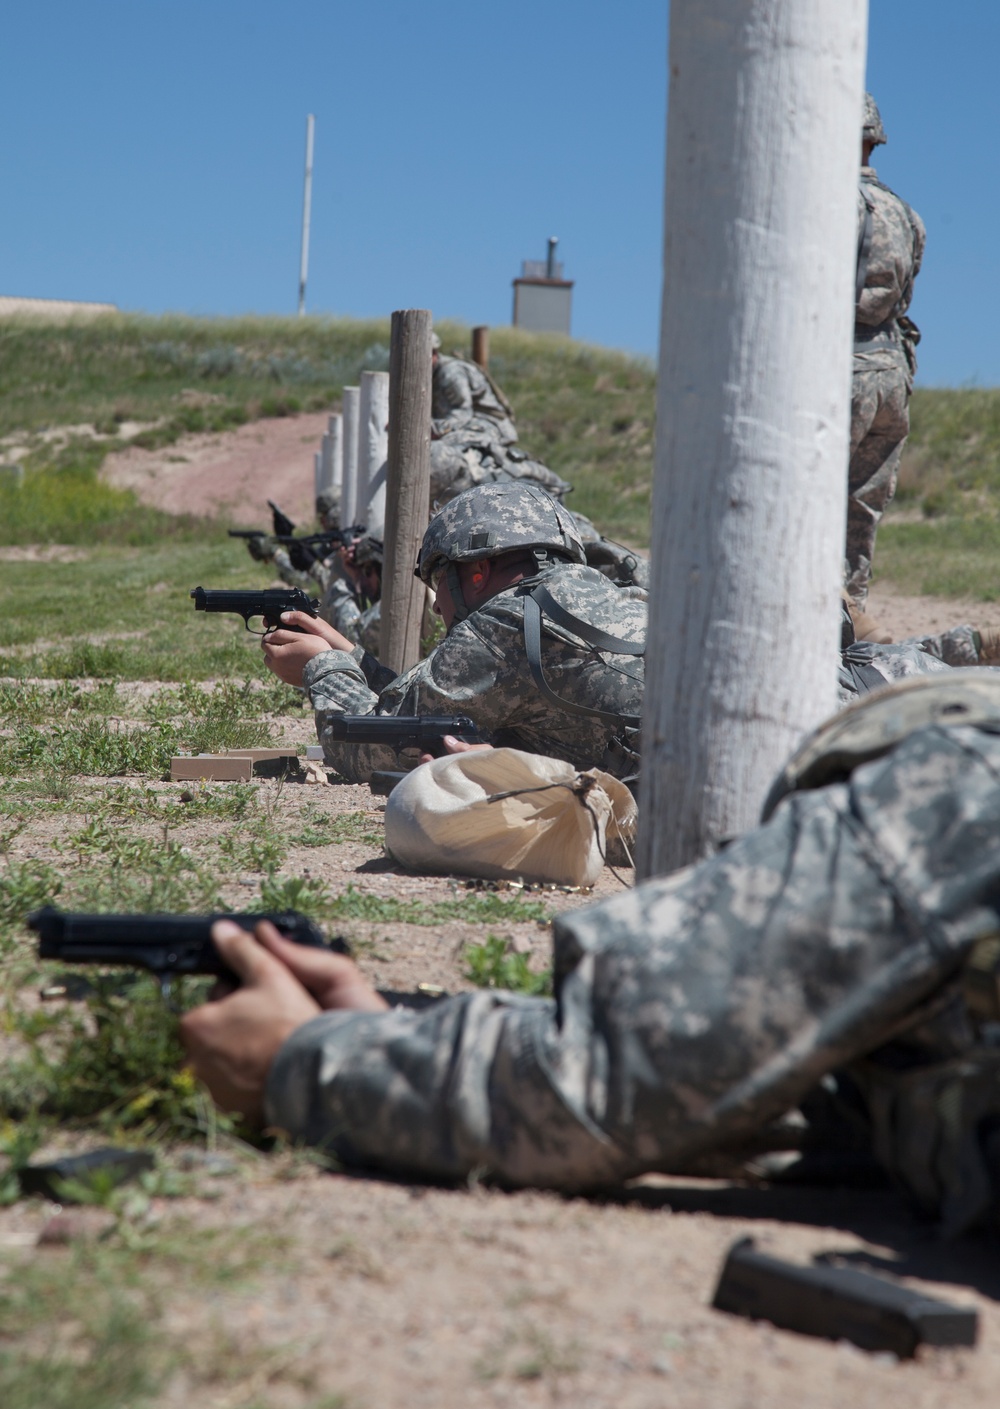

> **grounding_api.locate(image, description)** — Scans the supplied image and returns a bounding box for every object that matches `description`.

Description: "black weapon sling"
[521,583,643,730]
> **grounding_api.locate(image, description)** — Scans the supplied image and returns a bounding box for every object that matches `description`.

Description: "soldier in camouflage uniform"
[432,334,517,445]
[261,483,646,785]
[180,674,1000,1232]
[318,534,381,656]
[846,94,925,611]
[430,334,574,507]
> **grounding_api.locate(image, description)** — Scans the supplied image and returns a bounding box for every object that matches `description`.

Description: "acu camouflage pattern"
[319,578,381,655]
[302,560,646,784]
[846,165,926,605]
[862,92,887,146]
[415,481,585,582]
[430,429,572,505]
[267,719,1000,1201]
[902,622,981,668]
[432,354,517,445]
[837,637,951,705]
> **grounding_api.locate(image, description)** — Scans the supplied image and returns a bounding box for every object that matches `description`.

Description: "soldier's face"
[432,566,456,628]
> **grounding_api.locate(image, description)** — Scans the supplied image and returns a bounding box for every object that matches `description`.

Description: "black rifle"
[190,585,319,633]
[29,908,446,1010]
[327,714,481,758]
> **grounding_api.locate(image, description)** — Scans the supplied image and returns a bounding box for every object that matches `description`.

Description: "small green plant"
[464,935,552,997]
[259,872,334,917]
[0,860,62,933]
[2,974,217,1138]
[292,809,384,848]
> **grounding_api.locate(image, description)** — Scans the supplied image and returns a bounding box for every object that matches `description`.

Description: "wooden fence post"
[472,325,490,369]
[381,310,433,675]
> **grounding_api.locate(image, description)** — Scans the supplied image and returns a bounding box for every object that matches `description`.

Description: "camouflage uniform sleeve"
[266,725,1000,1188]
[322,579,363,642]
[302,650,397,783]
[303,618,526,784]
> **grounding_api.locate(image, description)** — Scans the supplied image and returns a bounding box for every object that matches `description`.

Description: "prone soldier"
[179,673,1000,1236]
[261,482,647,785]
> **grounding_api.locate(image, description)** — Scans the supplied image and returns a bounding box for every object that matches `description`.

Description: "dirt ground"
[0,416,985,1403]
[3,742,997,1409]
[102,413,331,526]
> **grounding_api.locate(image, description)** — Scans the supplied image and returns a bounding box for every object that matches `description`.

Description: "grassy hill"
[0,315,654,549]
[1,313,999,597]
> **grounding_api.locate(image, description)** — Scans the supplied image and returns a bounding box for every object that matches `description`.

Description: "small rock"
[651,1354,673,1376]
[37,1209,117,1246]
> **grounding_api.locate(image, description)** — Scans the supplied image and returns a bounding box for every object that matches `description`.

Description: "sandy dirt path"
[101,412,331,526]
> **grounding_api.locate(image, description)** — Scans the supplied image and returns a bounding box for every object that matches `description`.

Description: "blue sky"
[0,2,995,385]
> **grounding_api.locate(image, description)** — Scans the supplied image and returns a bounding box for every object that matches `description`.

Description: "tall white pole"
[328,413,344,497]
[636,0,867,878]
[340,386,361,528]
[297,114,315,317]
[359,370,390,536]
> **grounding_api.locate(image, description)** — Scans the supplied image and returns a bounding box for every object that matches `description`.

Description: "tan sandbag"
[383,748,636,887]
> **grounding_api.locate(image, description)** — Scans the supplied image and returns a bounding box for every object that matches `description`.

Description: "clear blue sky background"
[0,2,994,385]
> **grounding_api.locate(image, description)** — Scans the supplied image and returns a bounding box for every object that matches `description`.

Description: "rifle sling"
[522,586,642,730]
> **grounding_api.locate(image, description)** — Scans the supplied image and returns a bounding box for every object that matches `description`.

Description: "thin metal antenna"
[298,114,315,316]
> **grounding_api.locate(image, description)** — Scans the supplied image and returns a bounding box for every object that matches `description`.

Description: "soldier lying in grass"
[181,675,1000,1235]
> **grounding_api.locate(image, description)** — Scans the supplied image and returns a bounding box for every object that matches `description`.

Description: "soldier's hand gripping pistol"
[190,586,320,634]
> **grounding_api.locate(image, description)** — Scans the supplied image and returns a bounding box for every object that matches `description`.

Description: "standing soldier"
[845,93,925,640]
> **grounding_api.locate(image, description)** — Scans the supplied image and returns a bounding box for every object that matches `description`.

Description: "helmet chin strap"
[446,563,470,623]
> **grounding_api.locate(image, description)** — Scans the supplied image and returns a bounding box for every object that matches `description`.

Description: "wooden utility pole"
[381,309,433,675]
[471,326,490,370]
[359,370,390,534]
[340,386,360,529]
[637,0,867,878]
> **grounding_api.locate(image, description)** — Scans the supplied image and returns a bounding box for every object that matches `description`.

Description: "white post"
[359,370,390,536]
[328,413,344,498]
[340,386,361,529]
[313,450,323,503]
[315,414,342,503]
[636,0,867,878]
[297,114,315,318]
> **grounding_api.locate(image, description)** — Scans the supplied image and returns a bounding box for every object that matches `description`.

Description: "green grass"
[0,1223,316,1409]
[0,313,655,547]
[897,387,1000,518]
[464,934,553,997]
[0,538,309,680]
[874,517,1000,600]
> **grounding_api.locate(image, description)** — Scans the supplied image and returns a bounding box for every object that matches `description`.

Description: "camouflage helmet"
[353,534,383,568]
[415,482,586,586]
[761,671,1000,820]
[863,92,887,147]
[431,332,441,352]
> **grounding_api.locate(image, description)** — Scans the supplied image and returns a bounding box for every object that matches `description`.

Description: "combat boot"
[847,602,894,645]
[976,626,1000,664]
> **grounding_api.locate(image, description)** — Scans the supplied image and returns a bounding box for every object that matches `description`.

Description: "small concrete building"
[512,238,573,335]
